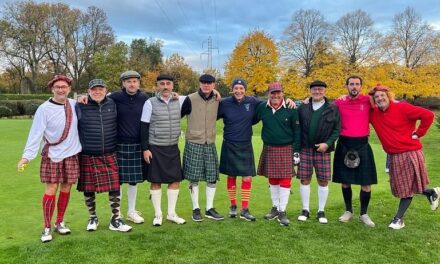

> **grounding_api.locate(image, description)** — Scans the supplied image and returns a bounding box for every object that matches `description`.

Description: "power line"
[200,36,219,70]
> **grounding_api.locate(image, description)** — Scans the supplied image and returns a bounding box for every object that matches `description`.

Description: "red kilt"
[77,153,120,193]
[258,145,295,179]
[40,154,80,184]
[389,150,429,198]
[297,148,332,181]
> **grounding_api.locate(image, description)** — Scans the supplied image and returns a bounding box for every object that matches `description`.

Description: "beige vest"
[186,92,219,144]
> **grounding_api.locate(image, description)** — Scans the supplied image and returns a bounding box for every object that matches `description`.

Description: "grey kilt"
[183,141,219,182]
[116,143,146,184]
[219,140,256,177]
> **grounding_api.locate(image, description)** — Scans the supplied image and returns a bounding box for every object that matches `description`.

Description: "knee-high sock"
[84,192,97,217]
[318,186,329,212]
[241,179,252,209]
[269,185,280,208]
[342,186,353,212]
[189,183,199,210]
[42,194,56,228]
[55,191,70,225]
[167,189,179,217]
[127,184,137,214]
[150,189,162,217]
[206,183,217,210]
[300,184,310,211]
[395,197,413,219]
[109,190,121,220]
[360,190,371,215]
[227,177,237,206]
[279,187,291,212]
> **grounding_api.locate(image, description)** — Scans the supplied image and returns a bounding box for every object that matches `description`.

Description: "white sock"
[127,184,137,214]
[150,189,162,217]
[269,184,280,208]
[279,187,291,212]
[190,185,200,210]
[300,184,311,211]
[318,185,329,212]
[167,189,179,217]
[206,186,216,210]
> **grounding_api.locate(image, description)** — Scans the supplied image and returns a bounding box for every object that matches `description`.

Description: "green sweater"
[255,103,301,151]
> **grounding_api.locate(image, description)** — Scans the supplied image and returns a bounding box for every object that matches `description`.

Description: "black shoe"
[317,211,328,224]
[277,211,290,226]
[205,208,224,220]
[192,208,203,222]
[240,208,256,222]
[264,206,279,220]
[297,209,310,222]
[229,205,238,218]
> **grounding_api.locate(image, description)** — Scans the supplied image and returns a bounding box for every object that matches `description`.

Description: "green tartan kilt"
[183,141,219,182]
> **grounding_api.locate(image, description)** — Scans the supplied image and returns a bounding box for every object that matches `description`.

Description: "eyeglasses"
[53,85,69,90]
[158,81,172,86]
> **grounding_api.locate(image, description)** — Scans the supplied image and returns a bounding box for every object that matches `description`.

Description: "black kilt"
[146,145,183,183]
[333,136,377,185]
[219,140,256,177]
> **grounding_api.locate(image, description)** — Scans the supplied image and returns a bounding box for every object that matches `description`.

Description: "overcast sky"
[1,0,440,73]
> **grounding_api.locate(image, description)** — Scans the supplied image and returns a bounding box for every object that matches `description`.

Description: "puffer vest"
[149,94,181,146]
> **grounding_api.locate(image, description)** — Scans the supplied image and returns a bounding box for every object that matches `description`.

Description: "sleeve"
[140,122,150,151]
[291,110,301,152]
[325,107,341,148]
[22,105,47,161]
[217,100,224,120]
[140,99,153,123]
[181,96,192,118]
[403,103,434,138]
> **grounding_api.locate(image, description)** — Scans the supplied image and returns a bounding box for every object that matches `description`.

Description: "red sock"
[241,179,252,209]
[227,177,237,206]
[42,194,56,228]
[55,191,70,225]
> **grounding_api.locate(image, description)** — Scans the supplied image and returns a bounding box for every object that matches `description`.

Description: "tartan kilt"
[389,150,429,198]
[116,143,145,184]
[147,145,183,183]
[297,148,332,181]
[257,145,295,179]
[219,140,256,177]
[40,154,80,184]
[183,141,219,182]
[77,153,120,193]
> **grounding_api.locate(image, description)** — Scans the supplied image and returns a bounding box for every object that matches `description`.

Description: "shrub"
[0,105,13,117]
[0,94,51,100]
[0,99,45,117]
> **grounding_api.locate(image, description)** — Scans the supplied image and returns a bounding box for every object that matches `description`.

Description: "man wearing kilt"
[76,79,132,232]
[140,73,186,226]
[369,84,439,229]
[333,76,377,227]
[256,82,301,226]
[18,75,82,242]
[297,80,340,224]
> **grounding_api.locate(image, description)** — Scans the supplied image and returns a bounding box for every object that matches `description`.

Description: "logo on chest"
[244,103,250,111]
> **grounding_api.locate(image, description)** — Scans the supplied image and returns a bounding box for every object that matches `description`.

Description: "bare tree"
[280,9,327,76]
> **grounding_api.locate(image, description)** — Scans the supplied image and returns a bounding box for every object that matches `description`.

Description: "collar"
[122,88,140,97]
[198,89,214,101]
[266,98,286,111]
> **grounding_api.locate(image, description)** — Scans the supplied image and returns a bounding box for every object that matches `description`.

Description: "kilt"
[219,140,256,177]
[389,150,429,198]
[297,148,332,181]
[257,145,295,179]
[333,136,377,185]
[183,142,219,182]
[147,144,183,183]
[77,153,120,193]
[116,143,145,184]
[40,154,80,184]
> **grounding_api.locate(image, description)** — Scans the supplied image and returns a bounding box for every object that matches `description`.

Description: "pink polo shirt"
[334,94,371,137]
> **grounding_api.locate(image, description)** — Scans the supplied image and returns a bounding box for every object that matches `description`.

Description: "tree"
[129,38,163,75]
[162,53,198,94]
[225,30,279,95]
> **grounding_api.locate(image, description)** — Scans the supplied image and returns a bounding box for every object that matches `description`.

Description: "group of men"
[18,72,440,243]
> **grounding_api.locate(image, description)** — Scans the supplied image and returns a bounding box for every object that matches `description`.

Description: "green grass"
[1,118,440,264]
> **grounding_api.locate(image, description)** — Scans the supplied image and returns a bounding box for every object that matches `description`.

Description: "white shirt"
[22,98,82,162]
[141,95,186,123]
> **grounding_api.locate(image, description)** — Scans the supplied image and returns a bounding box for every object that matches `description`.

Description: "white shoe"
[430,187,440,211]
[86,217,99,231]
[153,215,163,226]
[388,218,405,230]
[359,214,375,227]
[317,211,328,224]
[54,221,71,235]
[41,227,52,243]
[126,211,144,224]
[109,218,132,232]
[167,215,186,225]
[338,211,353,222]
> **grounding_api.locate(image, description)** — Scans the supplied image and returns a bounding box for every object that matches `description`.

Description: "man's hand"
[143,150,152,164]
[213,89,222,101]
[285,98,297,109]
[315,143,329,153]
[77,95,88,104]
[293,152,300,165]
[17,158,29,172]
[172,92,179,100]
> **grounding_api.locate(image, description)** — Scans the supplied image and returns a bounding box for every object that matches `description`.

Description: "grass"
[1,118,440,264]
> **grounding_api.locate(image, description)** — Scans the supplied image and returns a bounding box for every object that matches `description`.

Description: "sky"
[1,0,440,73]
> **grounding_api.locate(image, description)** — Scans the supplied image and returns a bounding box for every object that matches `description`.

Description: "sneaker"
[86,217,99,231]
[359,214,375,227]
[430,187,440,211]
[338,211,353,223]
[264,206,279,220]
[317,211,328,224]
[277,211,290,226]
[297,209,310,222]
[388,217,405,230]
[126,211,144,224]
[41,227,52,243]
[153,215,163,226]
[205,208,224,220]
[109,218,132,232]
[239,208,256,222]
[192,208,203,222]
[54,222,71,235]
[167,215,186,225]
[229,205,238,218]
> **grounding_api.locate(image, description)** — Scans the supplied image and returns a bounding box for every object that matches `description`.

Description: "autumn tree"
[161,53,198,94]
[225,30,279,95]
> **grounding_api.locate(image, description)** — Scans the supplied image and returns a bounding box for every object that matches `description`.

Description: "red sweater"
[369,101,434,154]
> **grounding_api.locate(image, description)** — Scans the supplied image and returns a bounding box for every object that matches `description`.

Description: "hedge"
[0,94,52,100]
[0,99,45,117]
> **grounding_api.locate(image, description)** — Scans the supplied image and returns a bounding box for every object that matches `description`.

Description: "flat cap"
[309,80,327,89]
[157,73,174,82]
[88,79,106,89]
[199,74,215,83]
[120,70,141,81]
